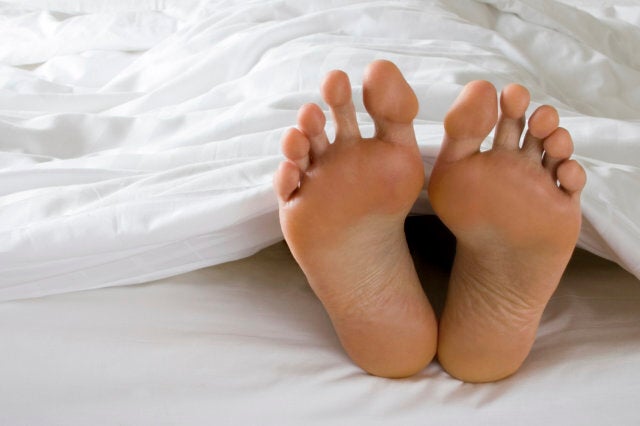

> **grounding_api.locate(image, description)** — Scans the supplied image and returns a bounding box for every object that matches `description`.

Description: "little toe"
[493,84,530,150]
[274,160,302,204]
[281,127,311,171]
[521,105,559,159]
[439,80,498,163]
[321,70,361,143]
[297,103,330,159]
[542,127,573,180]
[557,159,587,197]
[362,60,419,145]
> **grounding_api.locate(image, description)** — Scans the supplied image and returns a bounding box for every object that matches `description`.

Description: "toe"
[281,127,311,171]
[273,160,301,204]
[521,105,559,159]
[542,127,573,180]
[439,80,498,163]
[557,159,587,197]
[363,60,419,145]
[321,70,361,143]
[297,103,330,159]
[493,84,529,150]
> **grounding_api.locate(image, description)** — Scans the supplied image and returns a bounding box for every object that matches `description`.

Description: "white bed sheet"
[1,243,639,425]
[1,0,639,301]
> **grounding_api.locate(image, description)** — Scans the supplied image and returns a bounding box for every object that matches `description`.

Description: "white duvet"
[1,0,639,301]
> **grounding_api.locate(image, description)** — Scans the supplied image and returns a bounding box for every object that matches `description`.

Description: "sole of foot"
[274,60,437,378]
[428,81,586,383]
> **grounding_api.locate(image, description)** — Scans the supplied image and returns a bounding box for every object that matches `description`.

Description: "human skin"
[429,81,586,382]
[274,60,437,378]
[274,60,586,382]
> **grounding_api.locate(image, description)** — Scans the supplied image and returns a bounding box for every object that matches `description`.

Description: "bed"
[1,0,639,424]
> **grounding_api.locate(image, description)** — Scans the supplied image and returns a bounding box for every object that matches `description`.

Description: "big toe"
[363,60,419,144]
[440,80,498,163]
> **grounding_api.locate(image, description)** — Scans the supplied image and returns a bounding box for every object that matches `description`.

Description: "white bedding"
[1,0,639,301]
[1,3,640,422]
[1,243,639,424]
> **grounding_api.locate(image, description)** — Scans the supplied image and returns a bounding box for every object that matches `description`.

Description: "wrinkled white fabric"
[1,243,639,424]
[1,0,639,301]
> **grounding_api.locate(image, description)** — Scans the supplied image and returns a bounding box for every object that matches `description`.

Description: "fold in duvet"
[1,0,639,300]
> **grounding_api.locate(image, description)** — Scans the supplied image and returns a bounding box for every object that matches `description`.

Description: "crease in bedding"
[1,0,639,301]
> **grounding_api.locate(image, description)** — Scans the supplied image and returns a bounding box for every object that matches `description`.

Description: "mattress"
[1,240,639,424]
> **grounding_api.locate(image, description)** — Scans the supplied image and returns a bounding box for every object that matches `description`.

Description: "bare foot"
[274,60,437,378]
[428,81,587,382]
